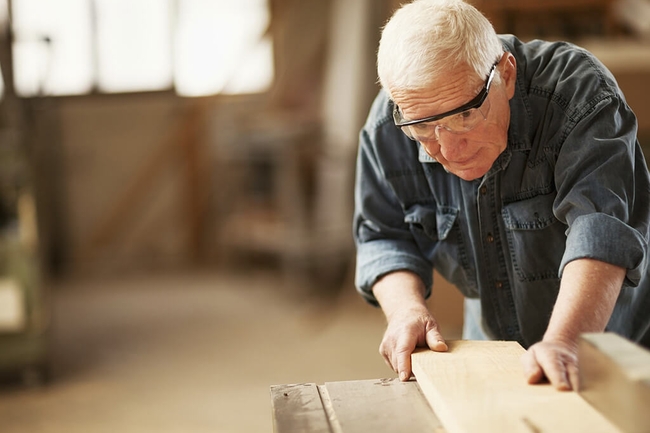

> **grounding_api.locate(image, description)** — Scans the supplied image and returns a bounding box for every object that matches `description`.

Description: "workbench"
[271,378,444,433]
[270,333,650,433]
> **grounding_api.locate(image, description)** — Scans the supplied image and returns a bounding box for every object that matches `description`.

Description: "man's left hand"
[521,339,579,391]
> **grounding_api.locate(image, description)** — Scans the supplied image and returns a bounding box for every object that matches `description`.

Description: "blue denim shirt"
[353,35,650,348]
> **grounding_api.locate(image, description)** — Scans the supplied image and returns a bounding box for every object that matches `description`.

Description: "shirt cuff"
[561,213,648,286]
[355,239,433,306]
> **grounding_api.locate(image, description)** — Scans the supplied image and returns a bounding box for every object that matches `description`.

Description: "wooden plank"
[270,383,332,433]
[411,340,619,433]
[322,378,446,433]
[578,333,650,433]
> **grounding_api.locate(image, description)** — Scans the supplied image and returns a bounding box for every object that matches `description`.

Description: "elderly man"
[353,0,650,391]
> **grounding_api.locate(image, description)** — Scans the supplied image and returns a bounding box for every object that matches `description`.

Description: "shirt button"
[495,281,503,289]
[480,186,487,195]
[486,233,494,243]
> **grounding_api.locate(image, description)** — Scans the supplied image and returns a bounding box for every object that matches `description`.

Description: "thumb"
[425,325,448,352]
[521,347,544,384]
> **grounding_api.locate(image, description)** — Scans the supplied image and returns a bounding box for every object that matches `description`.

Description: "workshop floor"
[0,268,408,433]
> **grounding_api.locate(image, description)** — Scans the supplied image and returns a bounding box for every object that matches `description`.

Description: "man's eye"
[452,109,478,125]
[412,123,434,132]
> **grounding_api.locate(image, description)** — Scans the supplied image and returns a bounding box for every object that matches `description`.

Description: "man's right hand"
[372,271,448,381]
[379,306,448,381]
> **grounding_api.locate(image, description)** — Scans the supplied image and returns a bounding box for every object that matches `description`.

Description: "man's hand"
[521,258,626,392]
[379,306,448,381]
[521,338,579,391]
[371,271,448,381]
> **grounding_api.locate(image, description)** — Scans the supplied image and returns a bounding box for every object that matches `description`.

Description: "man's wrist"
[372,270,428,320]
[542,331,579,350]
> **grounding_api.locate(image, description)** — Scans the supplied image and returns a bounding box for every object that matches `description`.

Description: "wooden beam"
[411,340,619,433]
[578,332,650,433]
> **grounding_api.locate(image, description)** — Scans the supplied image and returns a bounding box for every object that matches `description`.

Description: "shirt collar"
[417,145,437,163]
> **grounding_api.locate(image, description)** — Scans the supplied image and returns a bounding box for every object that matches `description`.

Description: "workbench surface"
[271,334,650,433]
[271,378,443,433]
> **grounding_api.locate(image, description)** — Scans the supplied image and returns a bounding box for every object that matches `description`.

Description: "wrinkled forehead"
[389,62,485,103]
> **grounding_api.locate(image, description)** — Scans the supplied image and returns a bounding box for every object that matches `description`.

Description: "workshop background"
[0,0,648,432]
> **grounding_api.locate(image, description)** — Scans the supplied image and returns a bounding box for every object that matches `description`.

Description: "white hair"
[377,0,504,98]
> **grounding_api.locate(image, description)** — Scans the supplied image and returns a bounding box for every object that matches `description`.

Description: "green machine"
[0,193,50,385]
[0,13,51,385]
[0,100,51,384]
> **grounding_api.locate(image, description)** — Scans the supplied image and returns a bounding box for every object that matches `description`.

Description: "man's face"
[391,55,516,181]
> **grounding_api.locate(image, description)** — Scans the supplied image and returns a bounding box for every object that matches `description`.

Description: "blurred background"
[0,0,648,432]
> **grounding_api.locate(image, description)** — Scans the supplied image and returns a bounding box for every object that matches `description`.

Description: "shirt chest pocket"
[502,192,567,282]
[404,204,458,241]
[404,203,478,296]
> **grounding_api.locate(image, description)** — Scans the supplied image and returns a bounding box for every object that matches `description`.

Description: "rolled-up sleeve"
[554,94,650,286]
[355,239,434,306]
[353,95,434,305]
[561,213,647,285]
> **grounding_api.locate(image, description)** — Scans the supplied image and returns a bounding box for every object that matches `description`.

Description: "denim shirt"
[353,35,650,348]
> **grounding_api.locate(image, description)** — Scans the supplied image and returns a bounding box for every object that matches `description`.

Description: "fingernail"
[399,371,408,381]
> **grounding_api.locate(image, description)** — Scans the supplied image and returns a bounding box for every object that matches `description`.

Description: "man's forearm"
[372,270,429,320]
[544,258,626,345]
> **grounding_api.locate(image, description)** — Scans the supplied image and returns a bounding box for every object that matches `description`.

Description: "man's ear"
[501,52,517,100]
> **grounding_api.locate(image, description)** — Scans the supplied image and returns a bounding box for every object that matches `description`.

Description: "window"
[12,0,93,96]
[175,0,273,96]
[10,0,273,97]
[94,0,173,93]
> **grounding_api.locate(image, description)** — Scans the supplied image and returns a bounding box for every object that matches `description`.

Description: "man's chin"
[448,165,489,181]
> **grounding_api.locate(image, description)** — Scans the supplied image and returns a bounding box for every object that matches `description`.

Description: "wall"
[43,92,193,275]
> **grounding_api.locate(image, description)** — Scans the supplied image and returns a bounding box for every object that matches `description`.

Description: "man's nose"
[436,128,466,160]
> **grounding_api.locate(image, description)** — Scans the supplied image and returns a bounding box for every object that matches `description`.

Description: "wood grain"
[411,340,619,433]
[579,332,650,433]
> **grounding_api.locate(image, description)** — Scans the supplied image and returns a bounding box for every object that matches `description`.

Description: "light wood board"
[578,332,650,433]
[411,340,620,433]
